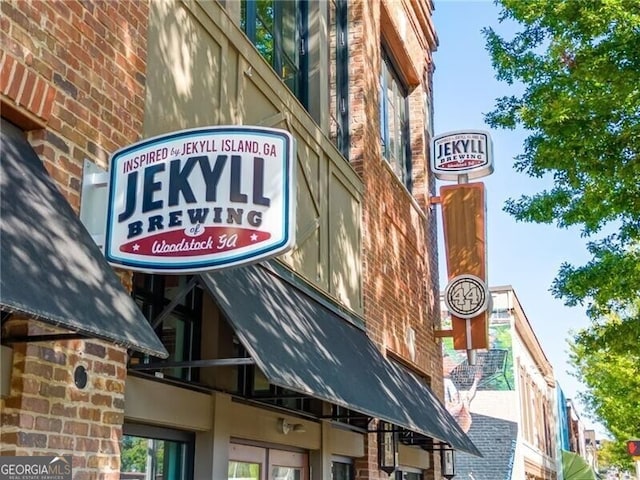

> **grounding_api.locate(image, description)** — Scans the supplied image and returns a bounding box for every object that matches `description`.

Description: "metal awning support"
[129,357,255,370]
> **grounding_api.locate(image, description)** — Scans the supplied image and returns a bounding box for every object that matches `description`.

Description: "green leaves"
[487,0,640,451]
[569,309,640,466]
[485,0,640,312]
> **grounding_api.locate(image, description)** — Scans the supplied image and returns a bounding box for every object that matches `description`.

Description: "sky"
[431,0,606,435]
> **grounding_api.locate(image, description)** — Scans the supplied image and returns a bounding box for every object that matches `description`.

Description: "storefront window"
[229,444,307,480]
[120,424,194,480]
[331,459,354,480]
[271,466,302,480]
[228,461,261,480]
[396,471,423,480]
[131,274,202,381]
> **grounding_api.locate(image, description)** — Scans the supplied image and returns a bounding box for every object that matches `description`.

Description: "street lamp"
[378,421,398,475]
[441,445,456,479]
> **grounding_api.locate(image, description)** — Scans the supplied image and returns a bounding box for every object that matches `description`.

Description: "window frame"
[332,0,349,159]
[131,274,203,382]
[122,423,195,480]
[242,0,309,109]
[380,48,412,191]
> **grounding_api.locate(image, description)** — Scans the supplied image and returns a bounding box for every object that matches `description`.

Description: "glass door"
[269,450,307,480]
[228,444,308,480]
[228,444,266,480]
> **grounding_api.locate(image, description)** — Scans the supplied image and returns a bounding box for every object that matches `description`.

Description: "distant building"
[556,393,600,479]
[567,399,588,457]
[441,286,558,480]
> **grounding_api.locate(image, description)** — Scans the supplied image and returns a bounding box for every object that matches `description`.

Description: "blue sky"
[431,1,605,435]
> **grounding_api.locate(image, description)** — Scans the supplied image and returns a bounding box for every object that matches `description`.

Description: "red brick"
[53,366,72,383]
[1,412,35,430]
[39,84,57,120]
[27,77,46,114]
[90,393,112,408]
[16,68,36,106]
[14,431,47,448]
[75,437,99,452]
[78,407,101,422]
[20,396,50,414]
[101,411,123,426]
[90,424,113,439]
[47,434,74,450]
[1,53,16,93]
[24,361,53,378]
[93,362,116,376]
[6,60,25,99]
[20,376,41,395]
[63,420,89,436]
[51,402,77,418]
[100,438,119,455]
[35,416,63,432]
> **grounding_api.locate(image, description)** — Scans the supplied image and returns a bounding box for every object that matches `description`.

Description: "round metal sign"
[444,274,489,319]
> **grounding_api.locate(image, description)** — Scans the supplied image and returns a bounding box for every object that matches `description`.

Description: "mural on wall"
[442,312,515,432]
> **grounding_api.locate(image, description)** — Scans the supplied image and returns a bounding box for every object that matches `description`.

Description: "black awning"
[0,119,167,358]
[199,263,480,456]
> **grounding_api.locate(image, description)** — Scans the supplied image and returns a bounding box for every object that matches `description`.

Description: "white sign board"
[443,274,490,319]
[431,130,494,181]
[105,126,296,273]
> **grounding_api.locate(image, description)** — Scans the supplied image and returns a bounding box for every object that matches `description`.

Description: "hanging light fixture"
[441,444,456,479]
[377,421,398,475]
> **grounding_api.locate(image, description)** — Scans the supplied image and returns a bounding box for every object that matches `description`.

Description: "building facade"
[1,1,478,479]
[556,392,600,480]
[441,286,559,480]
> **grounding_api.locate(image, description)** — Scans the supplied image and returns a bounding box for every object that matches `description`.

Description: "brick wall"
[1,319,128,479]
[348,0,441,384]
[348,1,441,478]
[1,1,149,478]
[1,0,148,210]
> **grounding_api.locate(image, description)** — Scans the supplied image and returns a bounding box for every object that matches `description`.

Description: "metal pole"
[635,459,640,480]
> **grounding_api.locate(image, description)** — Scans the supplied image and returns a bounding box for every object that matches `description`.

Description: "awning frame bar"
[151,276,199,329]
[129,357,255,370]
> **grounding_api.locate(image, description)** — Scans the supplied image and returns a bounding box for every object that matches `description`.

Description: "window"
[396,470,423,480]
[331,458,354,480]
[242,0,308,108]
[131,274,203,382]
[229,444,309,480]
[380,50,411,190]
[329,0,349,159]
[121,424,195,480]
[233,339,320,415]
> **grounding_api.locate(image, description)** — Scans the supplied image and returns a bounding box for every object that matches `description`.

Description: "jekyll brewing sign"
[105,126,295,273]
[431,130,494,181]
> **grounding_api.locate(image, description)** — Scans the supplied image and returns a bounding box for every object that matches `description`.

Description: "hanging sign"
[444,274,490,319]
[104,126,296,273]
[431,130,494,181]
[440,182,489,350]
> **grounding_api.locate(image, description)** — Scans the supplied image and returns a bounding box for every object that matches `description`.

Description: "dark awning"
[0,119,167,358]
[199,263,480,456]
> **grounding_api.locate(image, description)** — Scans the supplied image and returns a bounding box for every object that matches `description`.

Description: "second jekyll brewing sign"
[105,126,295,273]
[431,130,494,181]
